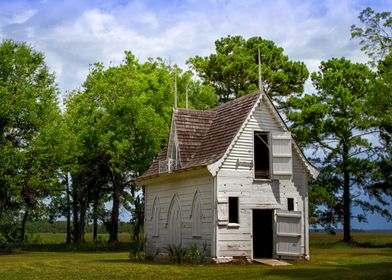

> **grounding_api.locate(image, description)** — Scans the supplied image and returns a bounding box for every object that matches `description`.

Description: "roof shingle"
[139,92,261,179]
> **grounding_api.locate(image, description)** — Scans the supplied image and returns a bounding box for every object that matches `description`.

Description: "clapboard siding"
[216,99,307,258]
[142,94,311,260]
[144,169,213,255]
[221,100,282,171]
[216,169,304,258]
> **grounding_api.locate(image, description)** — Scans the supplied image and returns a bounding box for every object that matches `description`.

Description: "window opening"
[228,197,239,224]
[254,132,270,179]
[287,198,294,211]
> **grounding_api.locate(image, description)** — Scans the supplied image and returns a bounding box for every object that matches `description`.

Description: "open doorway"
[253,209,273,258]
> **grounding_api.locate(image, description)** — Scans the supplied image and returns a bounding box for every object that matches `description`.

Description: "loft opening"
[254,131,270,179]
[287,198,294,211]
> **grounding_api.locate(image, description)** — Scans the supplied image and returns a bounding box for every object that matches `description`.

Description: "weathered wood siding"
[144,169,213,255]
[216,99,308,258]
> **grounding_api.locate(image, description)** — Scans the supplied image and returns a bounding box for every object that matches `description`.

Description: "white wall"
[216,99,308,258]
[144,169,213,255]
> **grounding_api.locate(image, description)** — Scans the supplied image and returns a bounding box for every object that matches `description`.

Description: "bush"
[165,244,188,264]
[129,238,147,261]
[0,213,20,244]
[165,242,208,264]
[187,245,203,264]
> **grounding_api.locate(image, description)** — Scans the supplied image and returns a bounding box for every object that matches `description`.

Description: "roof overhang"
[137,165,211,185]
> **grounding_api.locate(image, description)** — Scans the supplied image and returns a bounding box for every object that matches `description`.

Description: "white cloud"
[9,9,37,24]
[0,0,389,97]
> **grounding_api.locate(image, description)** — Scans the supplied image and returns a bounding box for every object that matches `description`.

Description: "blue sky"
[1,0,391,230]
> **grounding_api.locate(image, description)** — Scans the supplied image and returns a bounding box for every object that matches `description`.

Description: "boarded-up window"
[191,191,202,237]
[271,132,292,180]
[152,196,160,237]
[254,132,270,179]
[217,198,228,225]
[228,197,239,224]
[168,195,182,246]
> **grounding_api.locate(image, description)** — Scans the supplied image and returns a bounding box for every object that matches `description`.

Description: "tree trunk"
[109,183,121,243]
[20,209,29,242]
[342,144,351,242]
[65,174,72,244]
[78,187,88,244]
[72,174,80,245]
[93,196,98,243]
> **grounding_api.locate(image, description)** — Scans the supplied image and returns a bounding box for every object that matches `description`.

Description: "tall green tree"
[351,7,392,65]
[188,35,309,106]
[287,58,390,242]
[64,52,217,243]
[0,39,63,241]
[351,7,392,217]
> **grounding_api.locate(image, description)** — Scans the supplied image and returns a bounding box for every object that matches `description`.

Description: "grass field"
[23,232,132,244]
[1,232,391,280]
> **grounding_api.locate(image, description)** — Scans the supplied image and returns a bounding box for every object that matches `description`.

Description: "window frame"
[253,131,272,180]
[228,197,239,225]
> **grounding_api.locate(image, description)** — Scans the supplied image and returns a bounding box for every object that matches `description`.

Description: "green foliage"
[165,244,188,264]
[164,243,208,264]
[186,243,207,264]
[188,35,308,106]
[24,220,132,234]
[351,7,392,65]
[63,52,216,244]
[0,212,20,243]
[351,7,392,227]
[0,39,63,241]
[129,238,147,261]
[287,58,389,240]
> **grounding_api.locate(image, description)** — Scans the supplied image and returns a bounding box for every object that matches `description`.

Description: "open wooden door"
[275,210,302,258]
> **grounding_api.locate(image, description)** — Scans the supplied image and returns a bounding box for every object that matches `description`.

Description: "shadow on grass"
[266,262,392,280]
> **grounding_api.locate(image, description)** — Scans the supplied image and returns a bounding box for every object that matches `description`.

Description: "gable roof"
[139,91,318,180]
[139,92,260,179]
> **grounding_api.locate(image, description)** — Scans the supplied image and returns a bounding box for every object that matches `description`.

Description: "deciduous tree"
[0,39,63,241]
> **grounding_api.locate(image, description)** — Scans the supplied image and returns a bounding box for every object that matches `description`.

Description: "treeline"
[0,7,390,246]
[25,220,132,234]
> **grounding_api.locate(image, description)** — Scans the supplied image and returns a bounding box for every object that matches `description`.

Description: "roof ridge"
[212,91,261,111]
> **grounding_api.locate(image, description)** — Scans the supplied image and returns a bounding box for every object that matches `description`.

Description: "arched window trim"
[167,193,183,246]
[151,195,160,237]
[190,190,203,238]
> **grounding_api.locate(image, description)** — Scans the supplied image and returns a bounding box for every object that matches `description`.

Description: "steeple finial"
[258,48,262,92]
[185,81,188,110]
[174,72,177,109]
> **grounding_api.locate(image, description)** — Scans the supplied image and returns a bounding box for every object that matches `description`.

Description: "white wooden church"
[138,91,318,260]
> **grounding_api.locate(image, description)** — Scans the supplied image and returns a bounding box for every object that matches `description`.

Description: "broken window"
[228,197,239,224]
[254,132,270,179]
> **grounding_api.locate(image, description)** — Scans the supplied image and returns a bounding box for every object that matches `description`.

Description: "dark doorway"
[253,209,273,258]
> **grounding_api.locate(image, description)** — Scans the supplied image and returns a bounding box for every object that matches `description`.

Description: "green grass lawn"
[24,232,132,244]
[1,232,391,280]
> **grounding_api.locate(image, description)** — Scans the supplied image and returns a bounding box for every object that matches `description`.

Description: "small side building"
[137,91,318,260]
